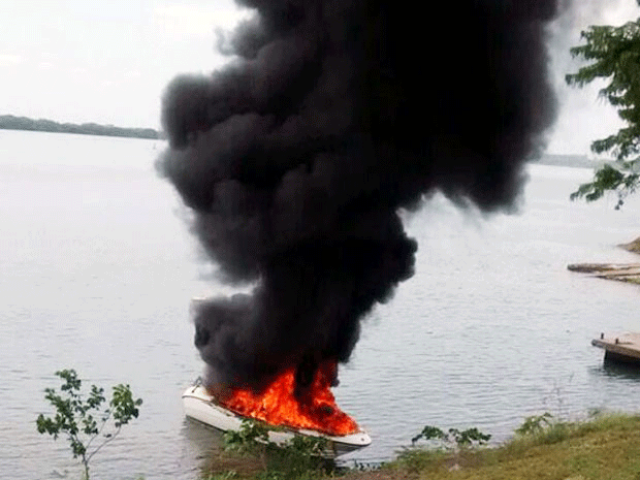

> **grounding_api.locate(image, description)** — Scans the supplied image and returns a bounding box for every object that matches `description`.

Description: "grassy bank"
[372,413,640,480]
[203,413,640,480]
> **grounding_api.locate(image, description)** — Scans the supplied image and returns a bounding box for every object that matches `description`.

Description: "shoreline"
[203,412,640,480]
[568,237,640,285]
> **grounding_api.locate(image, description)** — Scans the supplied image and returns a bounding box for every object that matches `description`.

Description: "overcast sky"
[0,0,249,129]
[0,1,639,154]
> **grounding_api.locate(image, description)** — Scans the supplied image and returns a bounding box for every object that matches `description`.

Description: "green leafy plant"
[222,418,328,456]
[220,419,330,480]
[516,412,554,436]
[222,418,271,455]
[411,425,491,450]
[566,14,640,208]
[396,424,491,474]
[36,369,142,480]
[511,412,575,447]
[265,435,329,480]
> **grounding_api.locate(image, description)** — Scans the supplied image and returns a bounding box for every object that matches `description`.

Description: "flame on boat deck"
[214,362,359,437]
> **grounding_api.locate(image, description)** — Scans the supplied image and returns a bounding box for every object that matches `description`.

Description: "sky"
[0,0,639,154]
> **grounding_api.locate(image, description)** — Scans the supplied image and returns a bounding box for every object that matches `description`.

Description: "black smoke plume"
[159,0,561,393]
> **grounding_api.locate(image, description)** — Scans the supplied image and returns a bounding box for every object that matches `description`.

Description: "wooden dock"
[592,332,640,365]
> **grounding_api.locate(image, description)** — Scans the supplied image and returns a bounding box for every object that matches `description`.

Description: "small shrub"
[536,422,571,445]
[514,412,574,445]
[412,425,491,449]
[516,412,554,436]
[36,369,142,480]
[223,418,270,455]
[264,435,329,480]
[221,419,331,480]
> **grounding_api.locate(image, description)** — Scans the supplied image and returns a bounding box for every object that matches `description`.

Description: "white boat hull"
[182,384,371,457]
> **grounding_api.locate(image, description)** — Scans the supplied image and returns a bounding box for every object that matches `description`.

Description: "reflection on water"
[182,418,225,461]
[601,358,640,380]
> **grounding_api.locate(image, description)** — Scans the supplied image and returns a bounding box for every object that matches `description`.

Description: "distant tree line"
[0,114,161,140]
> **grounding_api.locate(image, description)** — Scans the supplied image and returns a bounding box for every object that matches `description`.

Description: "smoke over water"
[159,0,562,393]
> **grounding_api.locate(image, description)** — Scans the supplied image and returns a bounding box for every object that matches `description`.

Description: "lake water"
[2,130,640,479]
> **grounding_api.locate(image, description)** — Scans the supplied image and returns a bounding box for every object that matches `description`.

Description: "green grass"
[372,413,640,480]
[200,413,640,480]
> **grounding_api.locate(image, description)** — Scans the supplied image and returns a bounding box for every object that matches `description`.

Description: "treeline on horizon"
[0,114,161,140]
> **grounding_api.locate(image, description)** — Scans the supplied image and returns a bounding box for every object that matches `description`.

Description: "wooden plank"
[592,332,640,362]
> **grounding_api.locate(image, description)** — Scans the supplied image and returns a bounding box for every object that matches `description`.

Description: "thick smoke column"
[159,0,561,392]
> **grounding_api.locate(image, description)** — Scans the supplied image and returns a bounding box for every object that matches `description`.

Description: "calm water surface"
[2,130,640,479]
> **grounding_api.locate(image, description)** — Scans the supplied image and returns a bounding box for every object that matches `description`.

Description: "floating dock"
[592,333,640,365]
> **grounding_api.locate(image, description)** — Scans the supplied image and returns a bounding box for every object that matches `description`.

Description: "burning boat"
[182,370,371,457]
[165,0,561,462]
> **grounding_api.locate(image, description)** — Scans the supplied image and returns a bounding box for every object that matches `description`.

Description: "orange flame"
[216,362,358,436]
